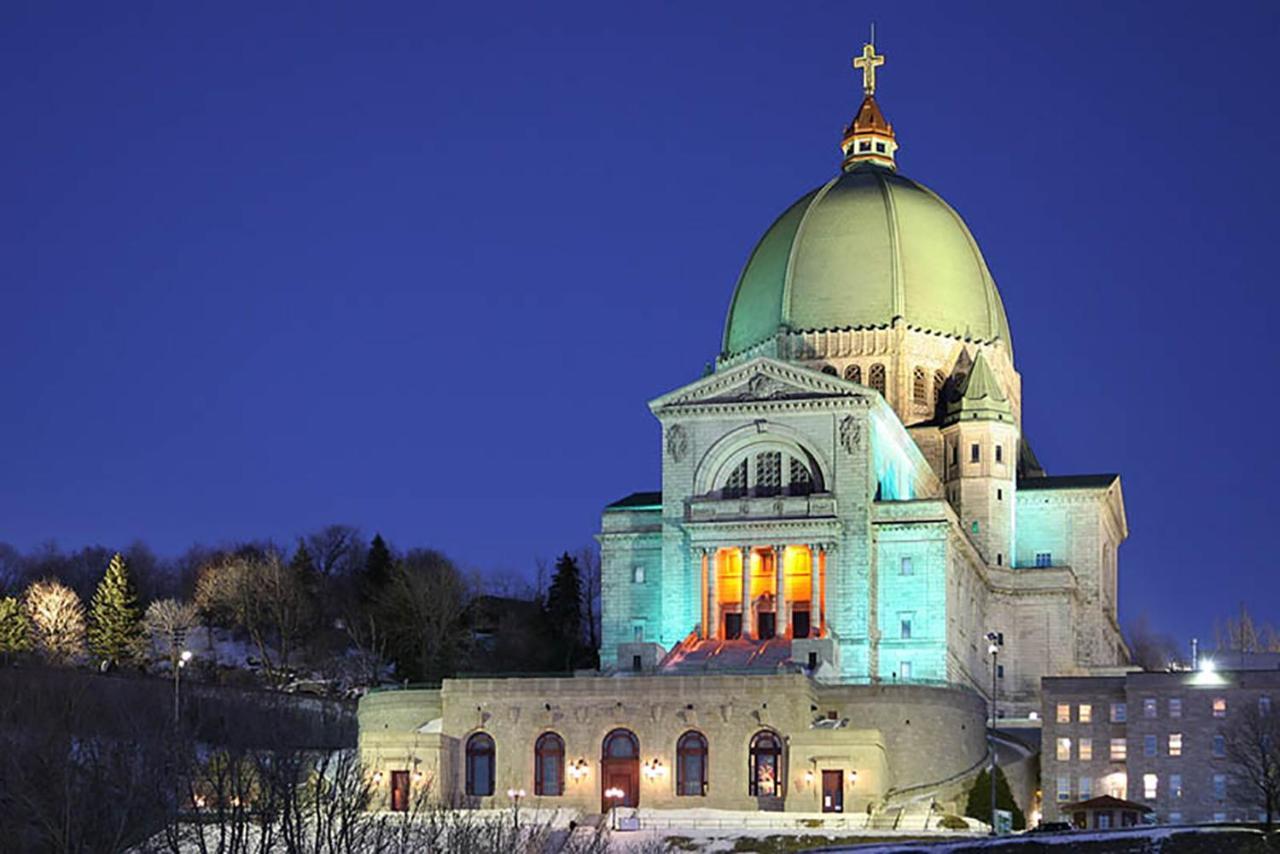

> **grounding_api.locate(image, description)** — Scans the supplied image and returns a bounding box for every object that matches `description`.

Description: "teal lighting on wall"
[871,412,915,501]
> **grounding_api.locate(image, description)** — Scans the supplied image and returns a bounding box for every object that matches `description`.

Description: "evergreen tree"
[0,595,33,659]
[963,765,1026,830]
[545,552,588,670]
[362,534,394,599]
[87,553,143,667]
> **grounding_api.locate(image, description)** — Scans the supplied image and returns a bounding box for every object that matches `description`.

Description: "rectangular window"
[1144,735,1157,757]
[1169,733,1182,756]
[1213,697,1227,718]
[859,140,871,152]
[875,141,886,153]
[1079,776,1092,799]
[1169,812,1182,824]
[1111,738,1127,760]
[1213,734,1226,757]
[1143,773,1158,800]
[899,660,912,680]
[900,556,913,576]
[1079,703,1093,723]
[1213,812,1227,823]
[1111,702,1127,723]
[1144,698,1158,718]
[633,624,644,642]
[997,663,1004,679]
[995,445,1003,463]
[900,616,913,640]
[970,443,980,462]
[1057,704,1071,723]
[1170,774,1182,799]
[1035,552,1052,568]
[1056,776,1070,802]
[1214,774,1226,800]
[1079,738,1093,760]
[1169,698,1182,718]
[1057,737,1072,761]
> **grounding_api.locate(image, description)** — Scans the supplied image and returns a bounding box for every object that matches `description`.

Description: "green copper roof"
[945,350,1012,423]
[723,166,1013,357]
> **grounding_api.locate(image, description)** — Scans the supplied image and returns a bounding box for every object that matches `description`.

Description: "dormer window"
[859,140,871,152]
[875,142,886,152]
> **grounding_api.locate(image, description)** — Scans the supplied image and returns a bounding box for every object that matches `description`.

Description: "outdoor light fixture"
[180,649,193,666]
[643,758,666,779]
[803,770,815,784]
[412,770,424,784]
[507,788,526,800]
[372,771,384,785]
[568,759,589,781]
[848,770,858,786]
[604,787,626,830]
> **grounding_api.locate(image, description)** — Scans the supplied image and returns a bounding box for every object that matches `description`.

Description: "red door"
[601,760,639,811]
[390,770,410,812]
[822,770,844,813]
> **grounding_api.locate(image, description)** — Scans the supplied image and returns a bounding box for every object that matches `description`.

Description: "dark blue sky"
[2,2,1277,646]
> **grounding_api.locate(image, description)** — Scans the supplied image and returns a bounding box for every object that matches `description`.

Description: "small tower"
[941,351,1018,567]
[841,40,898,171]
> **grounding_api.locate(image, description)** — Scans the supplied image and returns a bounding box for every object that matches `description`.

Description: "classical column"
[818,545,829,637]
[774,544,786,638]
[808,544,821,638]
[699,549,709,640]
[740,545,753,640]
[707,549,719,641]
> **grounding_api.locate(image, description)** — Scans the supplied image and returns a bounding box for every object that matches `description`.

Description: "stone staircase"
[659,638,795,674]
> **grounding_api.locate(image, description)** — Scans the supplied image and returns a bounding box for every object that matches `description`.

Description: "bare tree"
[304,525,365,577]
[1125,614,1184,671]
[1216,604,1280,657]
[0,542,23,594]
[378,550,470,683]
[145,598,199,668]
[576,545,601,655]
[24,578,87,665]
[1226,700,1280,829]
[194,553,314,683]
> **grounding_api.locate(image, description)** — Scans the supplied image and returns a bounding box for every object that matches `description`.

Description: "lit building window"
[1079,704,1092,723]
[1079,738,1092,760]
[1169,698,1182,718]
[1110,738,1126,760]
[1144,698,1157,718]
[1056,737,1071,761]
[1213,812,1227,823]
[1170,774,1182,799]
[1213,697,1227,718]
[1169,733,1182,757]
[1079,776,1093,799]
[901,556,913,576]
[1213,774,1226,800]
[676,731,708,797]
[633,566,645,584]
[1143,774,1158,800]
[1111,702,1127,723]
[1056,776,1070,802]
[1213,734,1226,757]
[748,731,783,797]
[1035,552,1052,568]
[900,660,912,680]
[899,614,912,639]
[1057,704,1071,723]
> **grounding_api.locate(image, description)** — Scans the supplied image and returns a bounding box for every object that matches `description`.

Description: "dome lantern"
[841,38,898,171]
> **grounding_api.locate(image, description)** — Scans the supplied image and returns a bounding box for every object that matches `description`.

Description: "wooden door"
[390,770,410,812]
[601,759,639,811]
[821,770,843,813]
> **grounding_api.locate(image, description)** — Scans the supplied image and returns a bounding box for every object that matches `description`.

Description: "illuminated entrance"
[700,544,828,640]
[601,728,640,811]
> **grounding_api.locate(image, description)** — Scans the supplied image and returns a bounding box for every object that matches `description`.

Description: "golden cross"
[852,42,885,95]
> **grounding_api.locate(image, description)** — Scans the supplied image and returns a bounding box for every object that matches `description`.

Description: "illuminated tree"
[144,598,198,671]
[0,595,33,659]
[23,579,86,665]
[87,553,143,667]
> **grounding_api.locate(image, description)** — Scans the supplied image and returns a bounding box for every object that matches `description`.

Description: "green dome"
[722,166,1013,357]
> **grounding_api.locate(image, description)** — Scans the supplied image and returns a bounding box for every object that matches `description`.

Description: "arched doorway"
[601,728,640,811]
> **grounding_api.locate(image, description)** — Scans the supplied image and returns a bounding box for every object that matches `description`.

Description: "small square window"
[1213,734,1226,757]
[1169,733,1182,756]
[1056,704,1071,723]
[1079,738,1092,760]
[1079,704,1093,723]
[859,141,871,152]
[1169,698,1182,718]
[1213,697,1227,718]
[1111,702,1127,723]
[1035,552,1052,568]
[1110,738,1127,760]
[1056,737,1071,761]
[1143,773,1158,800]
[875,142,886,153]
[1144,735,1157,757]
[901,556,914,576]
[1144,698,1158,718]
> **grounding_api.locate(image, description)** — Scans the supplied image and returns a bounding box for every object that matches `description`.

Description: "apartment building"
[1042,667,1280,825]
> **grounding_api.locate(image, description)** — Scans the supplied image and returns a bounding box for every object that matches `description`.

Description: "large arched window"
[677,731,708,796]
[603,728,639,759]
[749,731,783,797]
[534,732,564,796]
[933,370,947,407]
[716,447,822,499]
[912,367,928,404]
[869,364,886,396]
[844,364,862,384]
[465,732,495,797]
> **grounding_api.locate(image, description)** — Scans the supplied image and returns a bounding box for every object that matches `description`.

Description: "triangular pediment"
[650,357,868,413]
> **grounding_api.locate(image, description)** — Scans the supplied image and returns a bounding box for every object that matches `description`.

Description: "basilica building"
[359,41,1130,819]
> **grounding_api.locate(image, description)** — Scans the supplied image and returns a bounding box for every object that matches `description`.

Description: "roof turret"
[945,351,1013,424]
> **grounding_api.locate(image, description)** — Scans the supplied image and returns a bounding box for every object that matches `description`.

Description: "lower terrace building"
[358,40,1131,816]
[1042,667,1280,826]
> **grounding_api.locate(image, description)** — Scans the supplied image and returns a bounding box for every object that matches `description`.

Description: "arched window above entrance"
[603,728,639,759]
[714,446,823,499]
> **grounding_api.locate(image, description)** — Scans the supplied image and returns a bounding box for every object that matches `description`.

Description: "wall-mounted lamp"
[371,770,384,786]
[848,770,858,786]
[412,770,425,784]
[643,758,666,780]
[568,759,590,781]
[803,770,815,785]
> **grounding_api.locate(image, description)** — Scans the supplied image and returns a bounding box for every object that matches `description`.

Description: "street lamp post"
[604,787,625,830]
[985,630,1003,835]
[506,788,525,835]
[174,648,192,726]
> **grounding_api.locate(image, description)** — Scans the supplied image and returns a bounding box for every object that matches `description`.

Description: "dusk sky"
[2,2,1277,649]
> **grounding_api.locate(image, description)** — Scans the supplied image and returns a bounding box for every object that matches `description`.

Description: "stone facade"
[357,674,987,814]
[1042,669,1280,825]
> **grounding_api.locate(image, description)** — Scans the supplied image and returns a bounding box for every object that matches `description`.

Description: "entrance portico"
[698,543,832,641]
